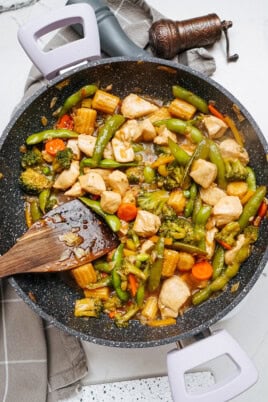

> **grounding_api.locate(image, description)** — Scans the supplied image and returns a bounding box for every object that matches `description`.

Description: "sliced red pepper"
[253,200,267,226]
[56,114,74,130]
[208,104,225,121]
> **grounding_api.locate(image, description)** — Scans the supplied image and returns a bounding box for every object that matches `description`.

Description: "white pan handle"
[167,329,258,402]
[17,3,100,79]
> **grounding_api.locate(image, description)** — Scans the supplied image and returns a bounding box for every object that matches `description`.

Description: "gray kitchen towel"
[0,1,216,402]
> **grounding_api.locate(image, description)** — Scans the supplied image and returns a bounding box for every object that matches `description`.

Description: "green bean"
[169,242,207,255]
[91,115,125,167]
[58,84,98,117]
[154,118,203,143]
[38,188,50,214]
[208,140,227,189]
[81,158,138,169]
[238,185,266,230]
[136,283,145,307]
[172,85,208,113]
[168,138,191,166]
[26,129,78,145]
[212,245,225,279]
[111,244,129,302]
[148,236,165,292]
[79,197,121,232]
[184,183,197,218]
[30,200,42,222]
[143,166,156,183]
[192,286,212,305]
[246,167,257,191]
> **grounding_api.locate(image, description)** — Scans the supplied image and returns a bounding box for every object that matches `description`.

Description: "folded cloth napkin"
[0,1,216,402]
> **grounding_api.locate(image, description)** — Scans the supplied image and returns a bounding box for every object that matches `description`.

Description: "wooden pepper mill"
[149,13,238,62]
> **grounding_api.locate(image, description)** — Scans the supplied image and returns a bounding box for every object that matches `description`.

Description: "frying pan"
[0,3,267,401]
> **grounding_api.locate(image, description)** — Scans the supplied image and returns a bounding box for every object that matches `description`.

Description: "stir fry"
[19,82,267,328]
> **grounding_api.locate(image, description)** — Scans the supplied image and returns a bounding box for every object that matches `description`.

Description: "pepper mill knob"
[149,13,238,62]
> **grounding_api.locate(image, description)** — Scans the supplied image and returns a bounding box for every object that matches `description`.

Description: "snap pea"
[246,167,257,191]
[38,188,50,214]
[111,244,129,302]
[170,242,207,256]
[192,194,202,224]
[93,260,113,273]
[30,200,42,222]
[148,236,165,292]
[91,114,125,167]
[212,245,225,279]
[26,129,78,145]
[168,138,191,166]
[208,140,227,189]
[192,286,212,305]
[184,182,197,218]
[238,185,266,230]
[81,158,138,169]
[143,166,155,183]
[58,84,98,117]
[154,118,203,143]
[79,197,121,232]
[194,204,212,250]
[172,85,209,113]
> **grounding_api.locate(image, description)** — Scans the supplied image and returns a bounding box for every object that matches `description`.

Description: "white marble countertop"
[0,0,268,401]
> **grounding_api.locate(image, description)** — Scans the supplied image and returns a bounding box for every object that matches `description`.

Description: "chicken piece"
[67,139,81,160]
[203,115,228,139]
[111,138,135,163]
[86,168,113,184]
[133,210,161,237]
[115,119,143,142]
[225,234,246,265]
[77,134,96,157]
[122,188,138,204]
[219,139,249,164]
[200,185,226,206]
[140,239,155,254]
[53,161,80,190]
[213,195,243,226]
[100,191,122,214]
[64,181,84,197]
[190,159,218,189]
[79,172,106,195]
[139,118,157,142]
[108,170,129,195]
[121,93,159,119]
[158,276,190,319]
[103,142,114,160]
[205,227,218,259]
[153,125,177,145]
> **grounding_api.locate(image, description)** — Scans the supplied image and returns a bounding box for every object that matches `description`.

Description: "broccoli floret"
[137,190,169,215]
[162,204,178,220]
[103,295,122,312]
[160,217,197,243]
[21,148,43,169]
[215,222,241,247]
[126,166,144,184]
[244,225,259,243]
[225,159,248,181]
[158,164,184,190]
[74,297,103,318]
[19,168,52,195]
[114,304,139,328]
[53,147,73,172]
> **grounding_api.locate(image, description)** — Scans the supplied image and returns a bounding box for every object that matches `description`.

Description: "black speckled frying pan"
[0,5,268,398]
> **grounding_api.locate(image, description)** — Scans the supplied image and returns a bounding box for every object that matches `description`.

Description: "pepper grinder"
[149,13,239,62]
[66,0,148,58]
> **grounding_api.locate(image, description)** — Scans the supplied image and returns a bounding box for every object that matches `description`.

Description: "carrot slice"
[45,138,66,156]
[117,203,138,222]
[128,273,138,297]
[192,261,213,281]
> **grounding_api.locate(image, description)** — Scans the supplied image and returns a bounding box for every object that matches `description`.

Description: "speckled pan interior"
[0,57,267,347]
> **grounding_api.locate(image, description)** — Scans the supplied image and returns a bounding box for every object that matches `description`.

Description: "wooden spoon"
[0,199,119,278]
